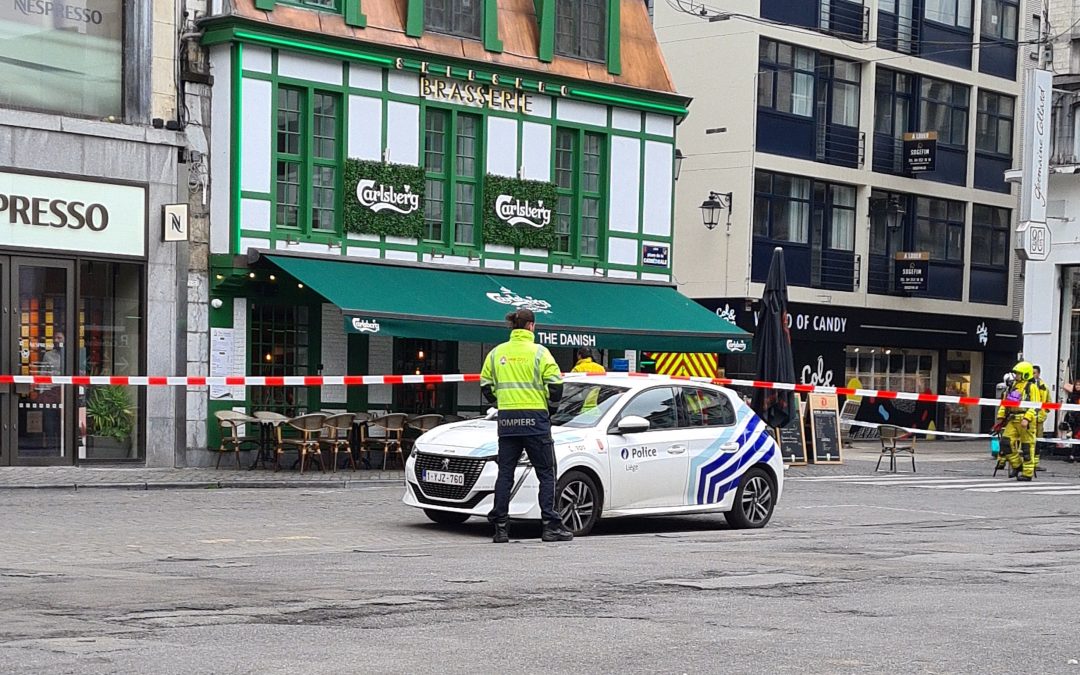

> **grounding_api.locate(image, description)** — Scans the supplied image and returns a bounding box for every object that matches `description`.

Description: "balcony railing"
[820,0,870,40]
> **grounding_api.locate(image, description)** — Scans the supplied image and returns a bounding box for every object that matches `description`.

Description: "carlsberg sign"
[356,180,420,215]
[494,195,551,229]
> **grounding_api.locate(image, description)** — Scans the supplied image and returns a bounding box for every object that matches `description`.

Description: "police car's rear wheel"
[724,467,775,529]
[556,470,600,536]
[423,509,471,526]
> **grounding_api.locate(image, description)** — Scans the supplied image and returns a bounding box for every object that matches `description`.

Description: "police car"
[403,374,784,536]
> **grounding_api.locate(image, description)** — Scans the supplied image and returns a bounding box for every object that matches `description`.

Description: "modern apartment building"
[656,0,1033,433]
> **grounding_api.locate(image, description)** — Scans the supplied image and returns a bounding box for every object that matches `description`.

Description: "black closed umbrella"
[752,247,796,428]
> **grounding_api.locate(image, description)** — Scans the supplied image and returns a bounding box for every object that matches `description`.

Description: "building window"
[971,205,1010,266]
[924,0,972,28]
[878,0,917,54]
[424,0,482,39]
[828,58,862,128]
[976,91,1014,156]
[249,304,310,417]
[829,185,857,250]
[554,128,605,258]
[981,0,1018,40]
[920,78,969,148]
[758,39,815,118]
[915,198,965,262]
[846,347,935,394]
[0,0,123,117]
[282,0,340,9]
[424,109,482,247]
[753,171,810,244]
[555,0,607,62]
[274,86,341,234]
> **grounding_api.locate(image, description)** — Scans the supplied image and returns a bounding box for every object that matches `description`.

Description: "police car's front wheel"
[556,470,601,536]
[423,509,471,526]
[724,467,775,529]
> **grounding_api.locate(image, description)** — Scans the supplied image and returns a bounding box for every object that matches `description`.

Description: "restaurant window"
[555,0,607,62]
[920,78,969,148]
[424,0,482,39]
[758,39,815,118]
[915,197,965,262]
[971,205,1010,266]
[753,171,810,244]
[249,304,310,416]
[976,91,1014,156]
[78,261,143,461]
[981,0,1018,40]
[424,108,483,247]
[554,128,605,258]
[924,0,972,27]
[0,0,123,117]
[393,339,457,414]
[274,86,341,234]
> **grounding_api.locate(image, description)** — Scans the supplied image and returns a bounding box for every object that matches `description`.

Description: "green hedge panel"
[482,174,558,250]
[343,159,426,239]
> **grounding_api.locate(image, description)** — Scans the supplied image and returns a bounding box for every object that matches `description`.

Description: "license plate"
[422,470,465,486]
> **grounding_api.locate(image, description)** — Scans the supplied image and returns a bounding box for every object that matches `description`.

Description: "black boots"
[541,525,574,542]
[492,522,509,543]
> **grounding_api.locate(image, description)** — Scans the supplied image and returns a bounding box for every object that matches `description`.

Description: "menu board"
[808,392,843,464]
[773,395,807,465]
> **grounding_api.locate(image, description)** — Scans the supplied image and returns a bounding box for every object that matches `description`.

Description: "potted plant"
[86,385,136,459]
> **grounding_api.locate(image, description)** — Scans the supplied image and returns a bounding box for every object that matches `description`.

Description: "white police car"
[402,374,784,536]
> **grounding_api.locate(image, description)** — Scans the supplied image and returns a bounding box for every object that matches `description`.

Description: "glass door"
[7,258,74,466]
[0,257,8,464]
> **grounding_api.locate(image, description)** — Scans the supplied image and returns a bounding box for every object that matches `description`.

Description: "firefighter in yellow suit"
[993,361,1039,481]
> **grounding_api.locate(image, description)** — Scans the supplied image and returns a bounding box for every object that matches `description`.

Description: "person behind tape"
[1031,365,1050,471]
[992,361,1040,481]
[571,347,606,374]
[480,308,574,544]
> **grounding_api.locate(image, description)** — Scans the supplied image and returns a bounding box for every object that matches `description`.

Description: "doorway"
[0,256,75,466]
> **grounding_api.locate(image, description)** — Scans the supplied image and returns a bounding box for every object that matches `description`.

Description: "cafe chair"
[369,413,410,470]
[277,413,328,474]
[876,424,916,473]
[253,411,290,469]
[212,411,260,470]
[320,413,357,473]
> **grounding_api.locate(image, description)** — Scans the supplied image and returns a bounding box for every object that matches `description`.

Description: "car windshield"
[550,383,628,428]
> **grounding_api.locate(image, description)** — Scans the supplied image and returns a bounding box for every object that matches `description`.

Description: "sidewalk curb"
[0,479,405,492]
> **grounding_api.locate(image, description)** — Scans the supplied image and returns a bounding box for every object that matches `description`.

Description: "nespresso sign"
[0,170,146,257]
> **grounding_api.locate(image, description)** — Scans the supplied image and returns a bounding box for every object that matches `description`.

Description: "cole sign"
[0,170,146,257]
[356,180,420,215]
[494,195,551,228]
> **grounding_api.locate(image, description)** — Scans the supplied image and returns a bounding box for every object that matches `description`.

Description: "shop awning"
[260,254,751,353]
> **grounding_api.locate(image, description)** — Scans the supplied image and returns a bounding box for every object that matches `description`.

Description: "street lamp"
[870,196,906,231]
[674,149,685,181]
[700,191,733,231]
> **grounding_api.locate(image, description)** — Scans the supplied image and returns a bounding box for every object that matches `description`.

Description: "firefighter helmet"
[1012,361,1034,382]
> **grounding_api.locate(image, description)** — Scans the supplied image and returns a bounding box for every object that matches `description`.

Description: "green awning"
[261,255,751,353]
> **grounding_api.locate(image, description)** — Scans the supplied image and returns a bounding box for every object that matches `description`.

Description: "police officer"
[993,361,1039,481]
[481,308,573,543]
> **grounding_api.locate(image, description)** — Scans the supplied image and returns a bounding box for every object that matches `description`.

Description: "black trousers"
[488,434,563,528]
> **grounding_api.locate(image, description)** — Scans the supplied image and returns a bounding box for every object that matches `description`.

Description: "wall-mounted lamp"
[869,196,906,231]
[418,350,426,360]
[700,191,733,231]
[210,298,223,309]
[674,149,685,181]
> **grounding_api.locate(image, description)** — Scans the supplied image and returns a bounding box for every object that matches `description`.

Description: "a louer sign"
[0,170,146,257]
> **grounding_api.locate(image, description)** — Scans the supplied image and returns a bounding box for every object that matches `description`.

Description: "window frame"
[678,387,737,428]
[874,68,914,141]
[975,90,1014,157]
[825,56,862,129]
[919,77,969,148]
[553,126,607,260]
[248,302,313,417]
[612,386,679,432]
[554,0,608,63]
[923,0,973,29]
[272,84,344,236]
[971,204,1010,267]
[753,170,812,245]
[423,0,483,40]
[758,38,817,119]
[915,197,966,263]
[980,0,1019,41]
[422,107,485,249]
[279,0,342,12]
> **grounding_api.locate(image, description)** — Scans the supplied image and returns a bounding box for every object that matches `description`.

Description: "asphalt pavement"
[1,443,1079,673]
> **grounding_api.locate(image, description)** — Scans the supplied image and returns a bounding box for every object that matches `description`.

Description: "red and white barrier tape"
[2,371,1077,412]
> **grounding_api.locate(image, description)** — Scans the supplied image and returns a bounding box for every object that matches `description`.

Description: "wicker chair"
[213,411,260,469]
[370,413,410,470]
[320,413,357,472]
[276,413,327,474]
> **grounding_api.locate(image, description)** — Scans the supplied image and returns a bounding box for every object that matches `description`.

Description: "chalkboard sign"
[772,395,807,465]
[808,392,843,464]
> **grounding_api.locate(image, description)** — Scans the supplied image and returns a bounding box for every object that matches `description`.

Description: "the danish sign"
[356,180,420,215]
[494,195,551,229]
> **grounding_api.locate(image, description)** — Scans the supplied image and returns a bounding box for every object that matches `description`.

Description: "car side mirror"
[616,415,650,434]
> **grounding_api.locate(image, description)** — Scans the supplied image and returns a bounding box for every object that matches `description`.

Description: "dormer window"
[425,0,482,40]
[555,0,607,62]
